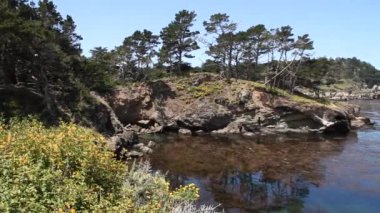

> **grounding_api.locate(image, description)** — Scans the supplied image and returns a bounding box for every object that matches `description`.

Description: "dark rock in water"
[107,131,139,159]
[351,116,375,129]
[117,131,139,147]
[323,120,351,134]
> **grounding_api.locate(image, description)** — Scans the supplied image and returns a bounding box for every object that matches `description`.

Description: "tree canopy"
[1,2,379,122]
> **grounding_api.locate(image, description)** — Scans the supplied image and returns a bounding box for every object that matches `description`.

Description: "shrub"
[0,117,199,212]
[188,82,223,98]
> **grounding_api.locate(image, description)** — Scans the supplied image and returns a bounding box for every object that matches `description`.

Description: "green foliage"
[146,69,170,81]
[160,10,200,73]
[299,57,380,89]
[201,60,221,73]
[82,47,118,92]
[113,29,160,82]
[0,0,83,120]
[188,82,223,98]
[0,118,199,212]
[251,81,329,105]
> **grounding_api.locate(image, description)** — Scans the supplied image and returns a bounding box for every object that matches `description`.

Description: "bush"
[0,118,199,212]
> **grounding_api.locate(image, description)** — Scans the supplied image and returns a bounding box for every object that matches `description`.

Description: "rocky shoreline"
[86,74,374,157]
[295,85,380,101]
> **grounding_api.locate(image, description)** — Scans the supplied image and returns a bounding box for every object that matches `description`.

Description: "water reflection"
[149,133,358,212]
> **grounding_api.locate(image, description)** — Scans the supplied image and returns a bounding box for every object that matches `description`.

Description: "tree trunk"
[178,50,182,74]
[40,67,57,121]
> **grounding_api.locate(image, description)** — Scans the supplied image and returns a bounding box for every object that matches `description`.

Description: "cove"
[148,100,380,212]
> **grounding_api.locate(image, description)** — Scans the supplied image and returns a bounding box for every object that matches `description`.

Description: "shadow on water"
[148,133,358,212]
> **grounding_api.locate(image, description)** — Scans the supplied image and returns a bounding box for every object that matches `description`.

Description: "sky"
[53,0,380,69]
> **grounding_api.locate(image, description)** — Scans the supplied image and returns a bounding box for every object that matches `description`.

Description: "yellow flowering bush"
[0,117,199,212]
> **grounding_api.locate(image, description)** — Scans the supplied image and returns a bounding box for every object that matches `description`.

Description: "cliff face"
[102,73,366,135]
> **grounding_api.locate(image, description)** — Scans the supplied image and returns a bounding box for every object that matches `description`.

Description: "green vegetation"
[299,57,380,89]
[0,118,199,212]
[0,1,378,211]
[188,82,223,98]
[1,1,379,124]
[248,81,330,105]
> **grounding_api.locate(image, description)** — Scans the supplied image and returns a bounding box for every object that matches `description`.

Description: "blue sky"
[53,0,380,68]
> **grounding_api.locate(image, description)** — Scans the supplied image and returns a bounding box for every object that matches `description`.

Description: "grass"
[187,82,223,98]
[248,81,330,105]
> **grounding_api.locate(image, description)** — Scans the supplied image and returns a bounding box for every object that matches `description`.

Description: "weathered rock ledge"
[99,73,373,137]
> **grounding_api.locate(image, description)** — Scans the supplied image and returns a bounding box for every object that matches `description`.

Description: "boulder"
[126,151,143,158]
[176,104,232,131]
[239,89,252,103]
[178,128,192,135]
[351,116,374,129]
[137,120,152,128]
[117,130,139,147]
[323,120,351,134]
[133,143,145,149]
[107,130,139,158]
[140,146,153,154]
[147,140,156,148]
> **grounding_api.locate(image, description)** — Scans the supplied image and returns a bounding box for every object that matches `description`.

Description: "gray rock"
[127,125,141,132]
[126,151,143,158]
[107,131,140,158]
[178,128,192,135]
[117,130,139,147]
[243,132,255,137]
[176,104,232,131]
[137,120,152,127]
[351,116,373,129]
[107,136,121,151]
[194,130,205,135]
[140,146,153,154]
[239,89,251,103]
[133,143,145,149]
[151,125,163,133]
[147,140,156,148]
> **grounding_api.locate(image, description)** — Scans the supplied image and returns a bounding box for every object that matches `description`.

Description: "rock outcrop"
[89,92,154,158]
[101,73,370,135]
